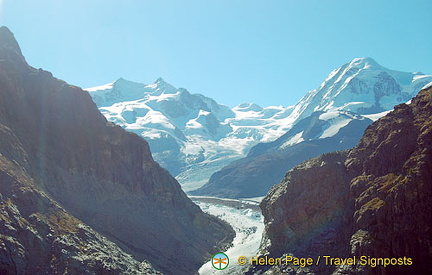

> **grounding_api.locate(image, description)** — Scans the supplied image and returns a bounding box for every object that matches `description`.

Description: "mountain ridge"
[86,57,432,196]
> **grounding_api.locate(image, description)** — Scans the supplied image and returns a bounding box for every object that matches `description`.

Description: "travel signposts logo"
[212,252,229,270]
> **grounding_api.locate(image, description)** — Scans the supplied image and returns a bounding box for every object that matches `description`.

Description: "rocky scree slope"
[0,26,234,274]
[258,86,432,274]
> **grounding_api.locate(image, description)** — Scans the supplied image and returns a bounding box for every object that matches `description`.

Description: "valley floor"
[190,196,264,275]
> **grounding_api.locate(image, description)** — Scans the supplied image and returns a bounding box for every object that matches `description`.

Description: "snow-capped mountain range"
[85,57,432,193]
[86,79,295,191]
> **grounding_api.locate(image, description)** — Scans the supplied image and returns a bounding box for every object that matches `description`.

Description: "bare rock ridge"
[0,26,234,274]
[259,86,432,274]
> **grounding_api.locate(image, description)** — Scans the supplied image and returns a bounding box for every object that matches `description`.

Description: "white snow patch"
[239,196,265,204]
[422,81,432,90]
[363,110,391,121]
[319,116,351,139]
[280,131,304,149]
[136,110,175,130]
[84,82,114,92]
[147,91,181,102]
[199,110,211,116]
[185,119,204,129]
[319,112,340,121]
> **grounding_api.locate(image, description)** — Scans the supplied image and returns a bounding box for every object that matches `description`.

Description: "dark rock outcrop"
[258,86,432,274]
[0,26,234,274]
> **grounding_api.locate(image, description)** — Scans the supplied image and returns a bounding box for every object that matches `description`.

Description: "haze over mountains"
[87,57,432,197]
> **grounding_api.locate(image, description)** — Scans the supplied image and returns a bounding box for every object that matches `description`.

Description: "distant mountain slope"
[191,111,372,198]
[258,85,432,274]
[0,26,234,274]
[193,58,432,198]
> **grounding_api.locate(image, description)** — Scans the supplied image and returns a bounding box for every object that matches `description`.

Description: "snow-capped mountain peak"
[348,57,383,70]
[147,77,177,95]
[288,57,432,123]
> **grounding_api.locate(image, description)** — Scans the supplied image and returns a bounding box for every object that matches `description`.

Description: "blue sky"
[1,0,431,107]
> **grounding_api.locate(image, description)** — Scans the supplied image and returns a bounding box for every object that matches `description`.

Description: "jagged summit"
[235,102,264,112]
[0,26,25,63]
[155,77,166,84]
[114,77,128,83]
[0,26,23,56]
[153,77,178,94]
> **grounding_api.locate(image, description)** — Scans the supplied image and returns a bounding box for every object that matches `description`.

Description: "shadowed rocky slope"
[258,86,432,274]
[0,26,234,274]
[0,154,161,274]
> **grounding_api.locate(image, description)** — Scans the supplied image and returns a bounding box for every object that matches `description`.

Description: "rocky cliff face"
[0,26,234,274]
[258,151,353,274]
[259,86,432,274]
[0,154,161,274]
